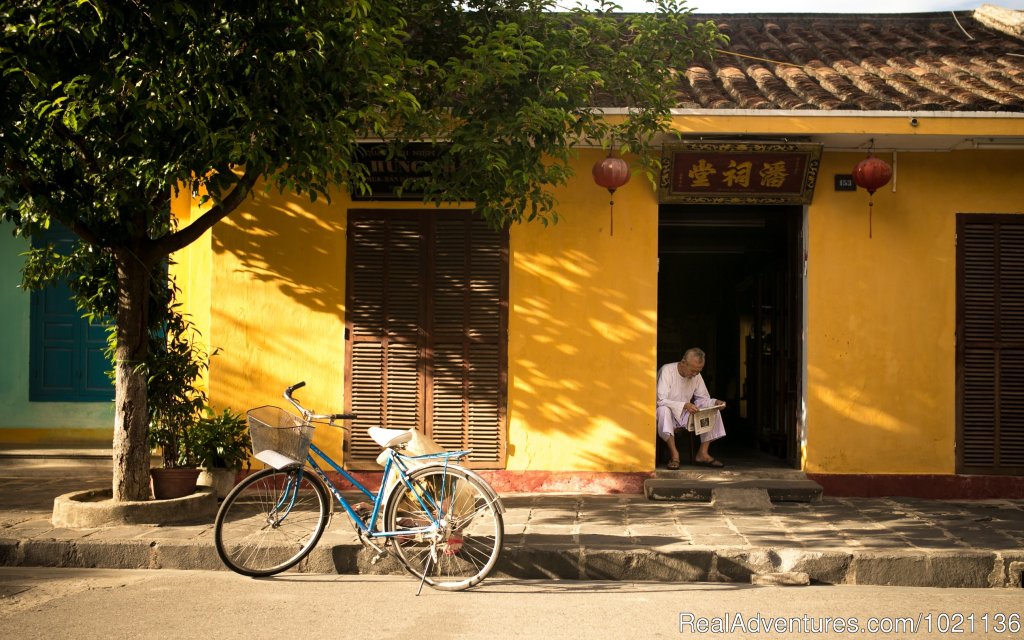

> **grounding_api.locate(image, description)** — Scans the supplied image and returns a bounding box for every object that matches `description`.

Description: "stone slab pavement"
[1,467,1023,588]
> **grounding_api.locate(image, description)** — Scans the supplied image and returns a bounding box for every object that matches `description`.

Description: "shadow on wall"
[806,359,946,473]
[211,196,346,316]
[510,240,657,470]
[205,189,348,441]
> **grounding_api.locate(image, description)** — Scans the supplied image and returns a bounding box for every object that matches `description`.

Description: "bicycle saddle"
[367,427,414,449]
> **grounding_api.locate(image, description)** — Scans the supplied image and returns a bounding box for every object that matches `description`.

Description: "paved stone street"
[1,461,1023,587]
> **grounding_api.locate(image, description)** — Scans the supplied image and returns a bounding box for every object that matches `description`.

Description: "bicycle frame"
[288,439,473,540]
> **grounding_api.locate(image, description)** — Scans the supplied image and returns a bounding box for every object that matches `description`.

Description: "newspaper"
[689,403,725,436]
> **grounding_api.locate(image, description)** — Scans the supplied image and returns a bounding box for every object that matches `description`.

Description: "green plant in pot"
[193,407,251,499]
[146,305,209,499]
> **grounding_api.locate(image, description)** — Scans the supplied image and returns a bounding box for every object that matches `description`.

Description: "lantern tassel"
[609,197,614,236]
[868,198,873,239]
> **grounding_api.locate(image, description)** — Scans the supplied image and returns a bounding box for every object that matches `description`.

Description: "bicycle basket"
[247,406,314,463]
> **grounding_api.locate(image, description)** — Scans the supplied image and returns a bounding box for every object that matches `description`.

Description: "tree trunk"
[111,250,153,501]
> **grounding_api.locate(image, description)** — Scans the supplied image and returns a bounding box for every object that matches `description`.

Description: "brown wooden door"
[956,214,1024,475]
[345,210,508,469]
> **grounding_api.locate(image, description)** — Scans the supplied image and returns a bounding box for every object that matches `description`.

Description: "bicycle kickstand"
[416,543,439,597]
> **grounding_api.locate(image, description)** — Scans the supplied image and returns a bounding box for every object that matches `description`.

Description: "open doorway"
[657,204,803,469]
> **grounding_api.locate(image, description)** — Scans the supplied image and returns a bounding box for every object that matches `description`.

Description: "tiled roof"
[676,10,1024,111]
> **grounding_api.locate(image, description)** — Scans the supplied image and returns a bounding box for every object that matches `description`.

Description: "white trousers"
[656,405,726,444]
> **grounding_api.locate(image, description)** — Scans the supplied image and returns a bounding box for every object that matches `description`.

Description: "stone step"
[0,449,110,471]
[0,448,160,472]
[652,466,809,480]
[644,477,824,503]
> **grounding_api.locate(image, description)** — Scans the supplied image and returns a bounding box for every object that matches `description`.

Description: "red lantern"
[852,153,893,239]
[592,154,630,236]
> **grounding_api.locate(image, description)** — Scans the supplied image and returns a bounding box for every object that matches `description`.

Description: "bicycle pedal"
[370,550,387,565]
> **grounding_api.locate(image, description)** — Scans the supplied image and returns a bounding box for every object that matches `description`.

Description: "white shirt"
[656,362,712,423]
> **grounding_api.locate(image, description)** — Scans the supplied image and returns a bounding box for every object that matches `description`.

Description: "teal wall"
[0,225,114,440]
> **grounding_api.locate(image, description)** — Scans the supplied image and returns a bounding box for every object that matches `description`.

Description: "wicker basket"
[247,406,314,462]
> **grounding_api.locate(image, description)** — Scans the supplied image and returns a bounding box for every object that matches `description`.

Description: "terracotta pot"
[150,467,201,500]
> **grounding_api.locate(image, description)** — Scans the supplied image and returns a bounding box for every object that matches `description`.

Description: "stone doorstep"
[652,467,811,481]
[644,478,824,503]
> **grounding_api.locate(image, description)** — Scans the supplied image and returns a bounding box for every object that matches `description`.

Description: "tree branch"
[153,167,261,257]
[51,210,107,247]
[50,120,102,176]
[5,157,107,247]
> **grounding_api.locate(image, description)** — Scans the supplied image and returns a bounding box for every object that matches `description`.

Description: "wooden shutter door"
[957,214,1024,475]
[346,210,507,469]
[429,215,506,465]
[347,214,424,463]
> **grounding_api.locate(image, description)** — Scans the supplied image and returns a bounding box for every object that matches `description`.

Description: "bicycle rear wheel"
[384,465,503,591]
[214,467,330,577]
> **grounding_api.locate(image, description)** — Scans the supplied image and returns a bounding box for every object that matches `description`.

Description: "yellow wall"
[211,188,350,460]
[667,113,1023,139]
[506,148,659,471]
[171,117,1024,477]
[806,149,1024,474]
[172,150,661,471]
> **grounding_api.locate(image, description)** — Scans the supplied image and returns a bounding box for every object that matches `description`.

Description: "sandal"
[694,458,725,468]
[666,459,681,470]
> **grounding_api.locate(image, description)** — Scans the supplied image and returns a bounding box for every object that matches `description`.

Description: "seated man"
[656,347,726,469]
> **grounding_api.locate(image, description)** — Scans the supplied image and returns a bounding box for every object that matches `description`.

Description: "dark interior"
[656,204,803,468]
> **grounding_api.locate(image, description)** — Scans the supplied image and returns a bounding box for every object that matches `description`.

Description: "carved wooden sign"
[659,141,823,205]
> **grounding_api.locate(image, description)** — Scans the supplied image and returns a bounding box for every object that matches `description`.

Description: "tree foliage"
[1,0,723,500]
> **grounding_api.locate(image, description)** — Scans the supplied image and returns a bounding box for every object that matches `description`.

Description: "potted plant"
[146,306,209,499]
[194,407,251,498]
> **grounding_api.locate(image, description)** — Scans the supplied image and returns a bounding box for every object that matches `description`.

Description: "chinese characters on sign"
[351,143,451,201]
[659,142,823,205]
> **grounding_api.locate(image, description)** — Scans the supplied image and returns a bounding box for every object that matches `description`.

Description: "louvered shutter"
[345,211,507,469]
[957,215,1024,475]
[347,214,424,462]
[429,216,505,464]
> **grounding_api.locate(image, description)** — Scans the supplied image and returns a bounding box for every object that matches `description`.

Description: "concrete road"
[2,567,1022,639]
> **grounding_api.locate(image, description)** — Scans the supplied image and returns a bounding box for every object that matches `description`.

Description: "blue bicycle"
[213,382,504,592]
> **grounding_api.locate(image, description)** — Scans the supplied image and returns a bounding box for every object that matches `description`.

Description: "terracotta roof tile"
[680,12,1024,111]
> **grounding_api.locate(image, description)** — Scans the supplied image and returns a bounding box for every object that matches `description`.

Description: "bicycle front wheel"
[214,467,330,577]
[385,465,503,591]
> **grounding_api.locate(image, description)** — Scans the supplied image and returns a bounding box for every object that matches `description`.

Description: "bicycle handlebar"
[284,381,357,422]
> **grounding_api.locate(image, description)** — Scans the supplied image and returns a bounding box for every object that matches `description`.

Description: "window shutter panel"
[84,321,111,393]
[961,222,996,343]
[958,215,1024,474]
[998,224,1024,467]
[1000,350,1024,468]
[962,350,996,467]
[350,342,384,460]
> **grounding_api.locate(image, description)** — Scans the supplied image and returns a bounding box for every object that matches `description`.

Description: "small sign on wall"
[834,174,857,191]
[351,143,451,201]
